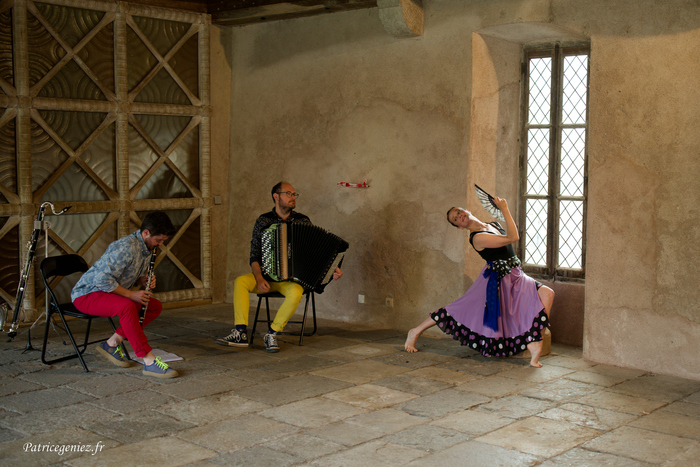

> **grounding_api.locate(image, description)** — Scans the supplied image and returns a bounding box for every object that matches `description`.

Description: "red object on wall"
[337,179,369,188]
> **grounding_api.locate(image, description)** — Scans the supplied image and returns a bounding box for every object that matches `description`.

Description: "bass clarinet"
[140,248,157,326]
[2,202,70,340]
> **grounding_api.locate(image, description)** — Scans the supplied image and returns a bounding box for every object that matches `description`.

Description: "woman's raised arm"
[471,197,519,250]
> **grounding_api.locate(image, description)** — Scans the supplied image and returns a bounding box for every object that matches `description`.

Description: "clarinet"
[139,248,157,326]
[2,202,71,340]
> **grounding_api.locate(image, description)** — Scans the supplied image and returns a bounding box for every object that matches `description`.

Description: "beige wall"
[573,5,700,379]
[218,0,700,379]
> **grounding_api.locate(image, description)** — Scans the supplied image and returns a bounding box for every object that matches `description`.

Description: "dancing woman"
[404,197,554,367]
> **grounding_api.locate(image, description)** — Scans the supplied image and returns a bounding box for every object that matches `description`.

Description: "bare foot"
[404,328,420,353]
[528,341,543,368]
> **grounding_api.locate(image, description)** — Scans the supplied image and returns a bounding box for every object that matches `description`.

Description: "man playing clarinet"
[71,211,178,378]
[216,182,342,353]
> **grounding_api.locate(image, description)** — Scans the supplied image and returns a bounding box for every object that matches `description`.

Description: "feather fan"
[474,184,505,222]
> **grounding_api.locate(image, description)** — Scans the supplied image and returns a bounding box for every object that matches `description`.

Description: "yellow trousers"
[233,273,304,333]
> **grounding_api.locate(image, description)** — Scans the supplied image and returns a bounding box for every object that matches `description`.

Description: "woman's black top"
[469,222,516,262]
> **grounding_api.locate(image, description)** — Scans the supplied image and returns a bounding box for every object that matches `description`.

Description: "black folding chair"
[40,254,129,372]
[251,290,317,346]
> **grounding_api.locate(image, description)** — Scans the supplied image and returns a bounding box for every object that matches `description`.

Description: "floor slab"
[476,416,601,457]
[582,426,699,464]
[259,397,367,428]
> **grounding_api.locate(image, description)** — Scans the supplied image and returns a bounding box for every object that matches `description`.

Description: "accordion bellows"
[261,223,349,293]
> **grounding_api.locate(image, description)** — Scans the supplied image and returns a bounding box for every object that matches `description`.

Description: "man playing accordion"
[216,182,342,352]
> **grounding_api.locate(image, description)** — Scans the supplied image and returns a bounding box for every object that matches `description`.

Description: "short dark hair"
[446,207,458,227]
[271,182,285,202]
[141,211,176,237]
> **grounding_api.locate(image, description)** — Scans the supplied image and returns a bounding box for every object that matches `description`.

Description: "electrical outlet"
[358,294,365,304]
[385,297,393,307]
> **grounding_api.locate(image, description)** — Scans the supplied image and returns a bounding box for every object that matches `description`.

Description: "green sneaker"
[96,341,132,368]
[142,356,179,379]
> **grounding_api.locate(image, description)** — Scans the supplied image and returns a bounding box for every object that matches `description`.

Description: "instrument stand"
[23,219,65,352]
[22,331,36,352]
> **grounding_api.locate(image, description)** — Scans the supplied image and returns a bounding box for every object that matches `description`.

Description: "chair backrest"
[40,255,89,307]
[40,254,89,281]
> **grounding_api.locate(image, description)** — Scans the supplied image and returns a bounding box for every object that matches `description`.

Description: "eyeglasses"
[277,191,300,198]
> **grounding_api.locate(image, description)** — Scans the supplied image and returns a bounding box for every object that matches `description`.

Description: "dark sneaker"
[142,356,178,379]
[264,332,280,353]
[96,341,132,368]
[216,329,248,347]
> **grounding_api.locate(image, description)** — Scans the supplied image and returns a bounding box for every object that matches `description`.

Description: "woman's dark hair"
[446,207,458,227]
[141,211,176,237]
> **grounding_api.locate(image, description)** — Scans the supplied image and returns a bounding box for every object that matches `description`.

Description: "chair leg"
[63,313,90,373]
[251,296,263,346]
[301,292,317,341]
[265,298,272,330]
[41,310,90,373]
[299,293,310,346]
[41,309,54,365]
[310,292,317,335]
[77,318,93,354]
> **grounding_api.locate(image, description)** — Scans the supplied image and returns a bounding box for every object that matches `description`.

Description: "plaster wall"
[224,0,551,333]
[564,3,700,379]
[220,0,700,378]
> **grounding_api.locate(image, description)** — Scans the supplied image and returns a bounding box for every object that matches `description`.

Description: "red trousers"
[73,291,161,358]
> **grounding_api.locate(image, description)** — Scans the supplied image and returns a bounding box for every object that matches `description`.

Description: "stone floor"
[1,303,700,466]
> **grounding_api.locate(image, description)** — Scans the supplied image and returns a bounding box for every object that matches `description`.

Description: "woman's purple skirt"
[430,265,549,357]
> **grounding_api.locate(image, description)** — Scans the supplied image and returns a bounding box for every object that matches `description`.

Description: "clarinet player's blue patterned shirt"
[71,230,152,302]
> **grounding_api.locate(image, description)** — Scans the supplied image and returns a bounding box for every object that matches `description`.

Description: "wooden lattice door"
[0,0,212,323]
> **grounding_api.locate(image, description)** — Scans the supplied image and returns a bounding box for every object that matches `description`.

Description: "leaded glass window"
[520,45,589,281]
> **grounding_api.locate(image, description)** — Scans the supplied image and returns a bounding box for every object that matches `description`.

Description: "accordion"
[261,222,349,293]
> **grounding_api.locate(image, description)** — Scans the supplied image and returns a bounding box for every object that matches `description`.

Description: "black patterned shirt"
[249,209,311,266]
